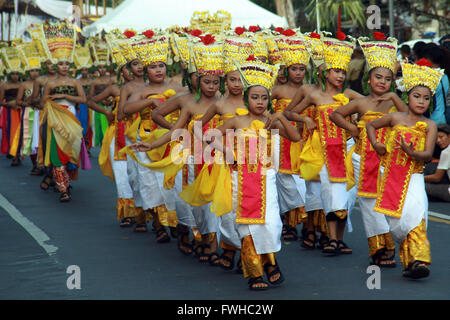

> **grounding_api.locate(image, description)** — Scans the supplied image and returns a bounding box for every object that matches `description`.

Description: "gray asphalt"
[1,148,449,300]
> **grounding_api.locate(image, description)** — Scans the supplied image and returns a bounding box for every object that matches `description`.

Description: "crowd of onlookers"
[348,35,450,202]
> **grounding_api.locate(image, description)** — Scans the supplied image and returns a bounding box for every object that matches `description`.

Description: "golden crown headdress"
[26,24,52,62]
[303,32,327,68]
[192,36,223,76]
[1,45,23,74]
[277,31,310,67]
[190,10,232,35]
[73,44,93,70]
[223,35,255,74]
[358,33,398,74]
[88,36,110,66]
[106,29,137,67]
[131,30,171,66]
[322,33,355,71]
[401,60,444,95]
[236,56,279,92]
[18,42,41,71]
[41,21,76,63]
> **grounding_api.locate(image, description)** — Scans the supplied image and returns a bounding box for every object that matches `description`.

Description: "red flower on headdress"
[248,25,260,32]
[310,32,320,39]
[143,30,154,38]
[234,27,246,35]
[373,31,386,41]
[200,34,215,45]
[246,55,256,61]
[190,29,202,37]
[415,58,432,68]
[274,27,284,34]
[123,30,136,38]
[337,31,346,41]
[282,29,296,36]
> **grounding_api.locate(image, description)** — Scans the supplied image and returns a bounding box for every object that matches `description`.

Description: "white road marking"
[429,210,450,221]
[0,193,58,256]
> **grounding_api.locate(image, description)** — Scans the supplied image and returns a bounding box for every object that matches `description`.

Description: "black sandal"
[30,167,44,176]
[283,227,298,241]
[120,217,135,228]
[378,250,396,268]
[236,257,243,274]
[219,250,236,271]
[40,175,53,191]
[169,226,178,238]
[208,252,221,267]
[337,240,352,255]
[300,230,316,249]
[317,234,329,250]
[248,276,269,291]
[177,226,193,256]
[156,227,170,243]
[59,192,71,203]
[134,223,148,233]
[264,262,285,286]
[322,239,339,256]
[403,261,430,279]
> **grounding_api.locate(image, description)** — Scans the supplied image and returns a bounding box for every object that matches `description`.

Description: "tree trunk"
[275,0,295,28]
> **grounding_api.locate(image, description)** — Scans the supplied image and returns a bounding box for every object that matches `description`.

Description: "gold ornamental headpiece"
[277,30,310,67]
[18,42,41,71]
[1,45,23,73]
[41,21,76,63]
[236,55,279,93]
[192,35,223,76]
[74,44,93,70]
[223,35,254,74]
[133,30,171,66]
[358,32,398,74]
[190,10,232,35]
[88,36,110,66]
[322,33,355,71]
[401,59,444,95]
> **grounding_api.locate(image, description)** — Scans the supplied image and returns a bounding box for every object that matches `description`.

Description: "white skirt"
[276,172,305,214]
[110,136,134,199]
[352,152,390,238]
[234,169,282,255]
[380,167,428,243]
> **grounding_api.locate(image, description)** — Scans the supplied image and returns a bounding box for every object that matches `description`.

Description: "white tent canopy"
[82,0,287,36]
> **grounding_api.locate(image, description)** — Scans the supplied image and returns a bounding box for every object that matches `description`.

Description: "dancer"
[366,58,443,279]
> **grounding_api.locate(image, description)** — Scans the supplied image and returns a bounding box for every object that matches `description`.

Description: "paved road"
[1,148,449,300]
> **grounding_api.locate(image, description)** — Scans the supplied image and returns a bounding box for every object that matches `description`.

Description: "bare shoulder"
[424,118,437,132]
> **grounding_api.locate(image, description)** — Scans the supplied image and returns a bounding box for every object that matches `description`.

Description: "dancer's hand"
[373,141,387,156]
[129,142,153,152]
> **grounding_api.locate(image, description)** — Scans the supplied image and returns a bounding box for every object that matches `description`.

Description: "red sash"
[374,123,426,217]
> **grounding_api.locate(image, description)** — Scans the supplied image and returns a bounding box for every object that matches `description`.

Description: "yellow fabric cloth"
[367,232,396,257]
[299,130,323,180]
[44,100,83,166]
[345,143,356,191]
[241,235,276,279]
[116,198,140,221]
[399,219,431,268]
[98,123,116,181]
[312,209,329,235]
[119,142,188,190]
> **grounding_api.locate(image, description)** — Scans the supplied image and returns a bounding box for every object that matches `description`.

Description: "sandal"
[193,243,206,258]
[218,250,236,271]
[30,167,44,176]
[119,217,135,228]
[134,223,148,233]
[403,261,430,279]
[40,175,53,191]
[236,258,243,274]
[156,227,170,243]
[248,276,269,291]
[264,261,285,285]
[337,240,352,255]
[208,251,221,267]
[300,230,316,250]
[322,239,339,256]
[379,250,396,268]
[317,234,329,250]
[169,226,178,238]
[59,192,71,203]
[11,158,21,167]
[177,226,193,256]
[283,227,298,241]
